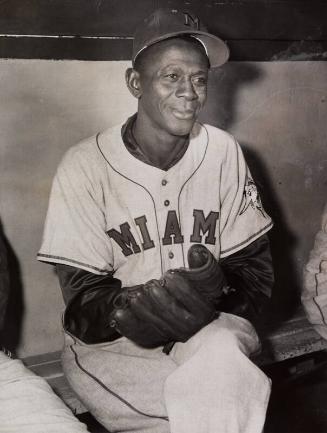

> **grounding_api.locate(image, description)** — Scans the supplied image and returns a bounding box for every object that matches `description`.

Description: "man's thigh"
[170,312,261,365]
[62,333,176,433]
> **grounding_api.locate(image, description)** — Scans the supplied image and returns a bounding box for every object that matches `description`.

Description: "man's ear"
[125,68,142,99]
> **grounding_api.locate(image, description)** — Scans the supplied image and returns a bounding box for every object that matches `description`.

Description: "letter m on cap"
[183,12,200,29]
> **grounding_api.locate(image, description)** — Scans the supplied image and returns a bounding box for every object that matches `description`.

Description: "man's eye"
[193,77,207,85]
[165,73,178,81]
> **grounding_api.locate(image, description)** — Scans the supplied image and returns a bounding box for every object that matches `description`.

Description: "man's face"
[135,38,209,137]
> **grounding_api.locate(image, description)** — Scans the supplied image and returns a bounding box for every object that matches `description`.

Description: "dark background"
[0,0,326,61]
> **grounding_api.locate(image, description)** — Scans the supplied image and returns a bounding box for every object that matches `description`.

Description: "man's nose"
[176,78,198,100]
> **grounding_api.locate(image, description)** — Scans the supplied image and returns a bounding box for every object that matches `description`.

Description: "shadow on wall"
[0,220,24,353]
[201,62,301,327]
[243,146,300,323]
[201,62,263,130]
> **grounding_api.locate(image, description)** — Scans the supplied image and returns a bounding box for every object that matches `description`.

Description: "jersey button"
[168,251,174,259]
[161,179,168,186]
[164,200,170,206]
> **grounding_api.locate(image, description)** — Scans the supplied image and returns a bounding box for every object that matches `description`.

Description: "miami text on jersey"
[107,210,220,257]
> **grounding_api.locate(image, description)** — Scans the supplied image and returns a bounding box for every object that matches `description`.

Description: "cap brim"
[193,33,230,68]
[133,29,229,69]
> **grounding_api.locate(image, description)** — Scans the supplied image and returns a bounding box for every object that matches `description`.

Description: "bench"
[22,310,327,415]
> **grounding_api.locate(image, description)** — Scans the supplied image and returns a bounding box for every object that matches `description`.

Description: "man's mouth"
[172,109,196,120]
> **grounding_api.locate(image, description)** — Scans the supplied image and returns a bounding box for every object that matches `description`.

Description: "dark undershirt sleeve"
[219,234,274,325]
[56,264,122,344]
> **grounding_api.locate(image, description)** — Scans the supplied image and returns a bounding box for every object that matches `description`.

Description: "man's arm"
[219,234,274,325]
[59,233,273,344]
[57,264,122,344]
[58,263,218,348]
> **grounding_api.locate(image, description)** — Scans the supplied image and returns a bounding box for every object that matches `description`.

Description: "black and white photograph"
[0,1,326,432]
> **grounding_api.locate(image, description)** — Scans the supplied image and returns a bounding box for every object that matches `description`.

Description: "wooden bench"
[22,310,327,415]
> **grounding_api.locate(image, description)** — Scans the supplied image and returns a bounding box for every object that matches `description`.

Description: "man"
[302,202,327,339]
[38,8,274,433]
[0,230,88,432]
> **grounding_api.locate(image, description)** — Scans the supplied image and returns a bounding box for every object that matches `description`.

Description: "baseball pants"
[0,350,88,433]
[62,313,271,433]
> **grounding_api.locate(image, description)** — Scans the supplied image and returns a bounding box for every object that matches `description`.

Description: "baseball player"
[38,8,274,433]
[302,202,327,339]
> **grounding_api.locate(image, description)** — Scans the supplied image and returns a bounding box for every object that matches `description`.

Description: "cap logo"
[183,12,200,30]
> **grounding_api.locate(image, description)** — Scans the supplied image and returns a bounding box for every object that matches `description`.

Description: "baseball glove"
[108,245,227,348]
[179,244,228,306]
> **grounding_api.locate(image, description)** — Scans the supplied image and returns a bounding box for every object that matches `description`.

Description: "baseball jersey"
[38,122,273,288]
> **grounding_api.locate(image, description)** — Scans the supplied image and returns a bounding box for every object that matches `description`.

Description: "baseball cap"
[132,8,229,68]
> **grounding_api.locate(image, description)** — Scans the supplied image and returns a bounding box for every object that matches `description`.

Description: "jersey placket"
[158,173,185,272]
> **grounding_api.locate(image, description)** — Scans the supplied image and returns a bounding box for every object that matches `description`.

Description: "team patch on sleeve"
[218,137,273,258]
[240,177,267,218]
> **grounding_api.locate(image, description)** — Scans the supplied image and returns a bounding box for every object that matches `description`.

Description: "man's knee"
[171,315,260,365]
[207,314,261,356]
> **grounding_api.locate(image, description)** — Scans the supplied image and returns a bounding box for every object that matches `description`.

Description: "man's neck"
[133,114,189,168]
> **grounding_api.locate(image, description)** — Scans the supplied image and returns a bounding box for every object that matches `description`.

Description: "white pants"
[62,313,271,433]
[0,351,88,432]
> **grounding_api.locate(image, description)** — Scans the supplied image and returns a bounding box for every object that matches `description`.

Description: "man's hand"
[108,245,227,348]
[108,273,217,348]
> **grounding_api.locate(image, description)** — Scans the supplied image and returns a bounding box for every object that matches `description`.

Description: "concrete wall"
[0,59,326,356]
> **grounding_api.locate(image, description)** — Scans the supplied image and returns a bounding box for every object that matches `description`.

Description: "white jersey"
[38,122,273,287]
